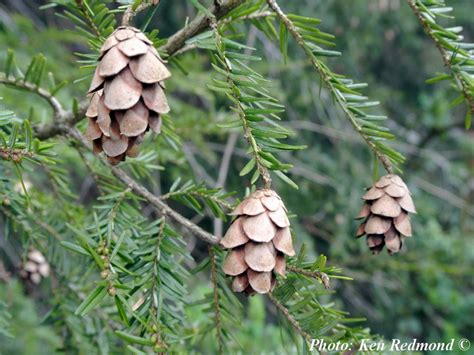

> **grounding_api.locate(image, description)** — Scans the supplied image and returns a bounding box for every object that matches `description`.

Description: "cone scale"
[20,249,50,284]
[356,174,416,254]
[86,26,171,164]
[221,189,295,295]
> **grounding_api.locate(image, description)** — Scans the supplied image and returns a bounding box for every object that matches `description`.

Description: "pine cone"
[221,189,295,294]
[356,174,416,254]
[85,26,171,164]
[20,249,50,284]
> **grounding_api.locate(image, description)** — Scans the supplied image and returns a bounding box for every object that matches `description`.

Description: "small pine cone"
[221,189,295,295]
[86,26,171,164]
[21,249,50,284]
[356,174,416,254]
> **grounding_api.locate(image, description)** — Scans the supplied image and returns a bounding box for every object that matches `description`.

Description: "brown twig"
[161,0,246,56]
[122,1,158,27]
[267,293,312,343]
[66,127,221,245]
[406,0,474,118]
[267,0,394,174]
[287,265,330,289]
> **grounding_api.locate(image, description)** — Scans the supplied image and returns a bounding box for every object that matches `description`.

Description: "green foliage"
[0,281,62,353]
[190,25,305,188]
[266,2,404,172]
[0,0,472,353]
[409,0,474,128]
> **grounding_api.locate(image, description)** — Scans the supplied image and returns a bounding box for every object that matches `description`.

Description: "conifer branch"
[267,293,312,343]
[267,0,398,173]
[214,29,273,188]
[66,127,221,245]
[74,0,101,38]
[407,0,474,126]
[162,0,246,56]
[208,246,224,355]
[0,73,65,118]
[149,219,168,353]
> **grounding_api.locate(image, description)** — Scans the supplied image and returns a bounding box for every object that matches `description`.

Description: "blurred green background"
[0,0,473,353]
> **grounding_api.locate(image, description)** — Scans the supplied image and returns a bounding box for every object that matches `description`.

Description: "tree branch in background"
[407,0,474,127]
[267,0,398,173]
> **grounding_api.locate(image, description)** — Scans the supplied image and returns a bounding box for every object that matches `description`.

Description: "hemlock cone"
[356,174,416,254]
[20,249,50,284]
[85,26,171,164]
[221,189,295,295]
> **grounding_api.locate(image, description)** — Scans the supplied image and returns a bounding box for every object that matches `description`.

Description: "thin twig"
[406,0,474,118]
[174,11,273,57]
[0,74,65,118]
[66,127,221,245]
[161,0,246,56]
[122,1,157,27]
[208,246,224,355]
[287,265,330,289]
[267,293,312,343]
[212,22,272,188]
[75,0,101,37]
[267,0,394,173]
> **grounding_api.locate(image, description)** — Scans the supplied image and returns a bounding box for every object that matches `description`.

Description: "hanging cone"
[86,26,171,164]
[356,174,416,255]
[20,249,50,284]
[221,189,295,295]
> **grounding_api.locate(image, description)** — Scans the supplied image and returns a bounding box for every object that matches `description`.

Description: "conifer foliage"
[0,0,468,353]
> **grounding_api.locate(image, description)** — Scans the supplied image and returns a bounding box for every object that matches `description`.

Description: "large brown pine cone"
[20,249,50,284]
[356,174,416,254]
[85,26,171,164]
[221,189,295,295]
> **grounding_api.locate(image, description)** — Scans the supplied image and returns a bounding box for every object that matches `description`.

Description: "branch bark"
[66,127,221,245]
[267,293,312,343]
[122,0,157,27]
[161,0,245,56]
